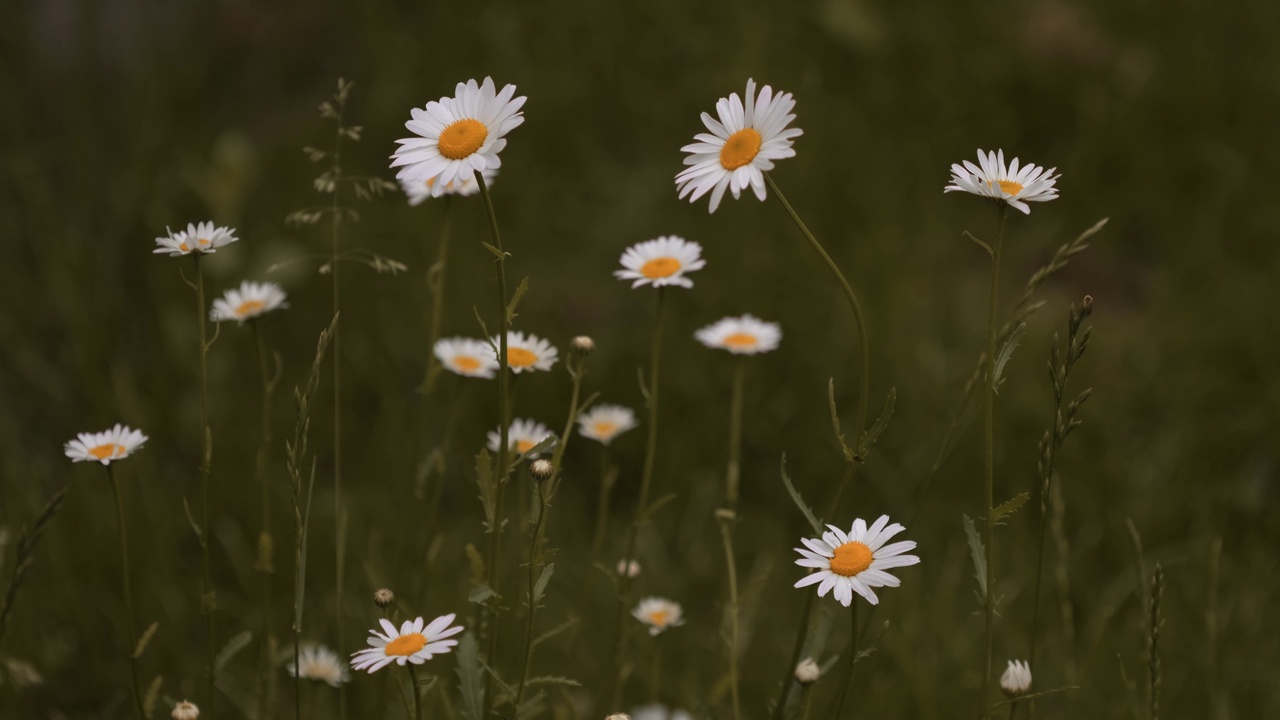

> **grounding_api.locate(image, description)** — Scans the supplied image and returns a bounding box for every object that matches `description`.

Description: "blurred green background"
[2,0,1278,717]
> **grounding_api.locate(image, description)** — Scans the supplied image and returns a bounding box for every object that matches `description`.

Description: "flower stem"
[514,476,552,711]
[719,359,746,720]
[833,600,860,719]
[718,515,743,720]
[591,445,614,561]
[726,359,746,508]
[422,198,453,396]
[649,635,663,702]
[192,253,216,713]
[106,466,146,720]
[251,319,277,719]
[408,663,424,720]
[328,90,349,720]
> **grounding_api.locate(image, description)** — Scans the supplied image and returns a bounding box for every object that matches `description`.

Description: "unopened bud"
[1000,659,1032,697]
[373,588,395,609]
[172,701,200,720]
[571,336,595,356]
[530,459,555,480]
[794,657,821,685]
[1082,294,1094,311]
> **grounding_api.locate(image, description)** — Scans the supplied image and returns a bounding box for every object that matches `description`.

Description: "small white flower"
[171,701,200,720]
[695,314,781,355]
[793,515,920,607]
[434,337,499,379]
[616,559,641,578]
[676,78,803,213]
[614,236,706,290]
[632,704,693,720]
[944,149,1060,215]
[209,281,288,324]
[350,615,463,674]
[401,167,497,205]
[153,222,238,257]
[487,418,557,457]
[391,78,525,196]
[64,424,148,466]
[578,404,639,445]
[794,657,821,685]
[632,597,684,636]
[1001,659,1033,697]
[494,331,559,374]
[288,645,349,687]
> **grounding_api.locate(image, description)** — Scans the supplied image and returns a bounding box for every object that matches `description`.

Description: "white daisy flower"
[578,404,639,445]
[632,704,693,720]
[153,221,238,257]
[494,331,559,373]
[209,281,288,324]
[1001,659,1033,697]
[486,418,556,457]
[433,337,499,379]
[694,314,782,355]
[171,700,200,720]
[632,597,684,636]
[793,515,920,607]
[350,614,463,673]
[614,236,706,290]
[944,149,1060,215]
[390,77,526,195]
[287,645,349,687]
[401,167,497,205]
[64,424,148,465]
[675,78,803,213]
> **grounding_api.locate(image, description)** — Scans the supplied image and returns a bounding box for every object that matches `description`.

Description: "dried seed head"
[1000,659,1032,697]
[172,700,200,720]
[373,588,395,609]
[571,336,595,356]
[794,657,821,685]
[530,459,555,481]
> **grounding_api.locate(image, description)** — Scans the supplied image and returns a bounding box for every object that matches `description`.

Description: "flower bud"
[616,559,641,578]
[373,588,395,609]
[1000,659,1032,697]
[605,715,631,720]
[530,459,554,481]
[172,701,200,720]
[571,336,595,356]
[794,657,821,685]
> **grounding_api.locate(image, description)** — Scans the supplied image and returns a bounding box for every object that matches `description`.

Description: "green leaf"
[781,454,823,534]
[862,387,897,448]
[468,584,497,605]
[515,690,547,720]
[294,459,318,630]
[506,276,530,323]
[215,631,253,672]
[827,379,854,461]
[639,492,678,523]
[455,633,485,720]
[992,492,1030,526]
[531,617,579,651]
[963,514,987,602]
[533,564,555,604]
[993,322,1027,393]
[481,242,507,260]
[475,449,497,531]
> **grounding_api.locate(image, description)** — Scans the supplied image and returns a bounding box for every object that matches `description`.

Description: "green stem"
[718,516,742,720]
[590,446,614,561]
[408,664,423,720]
[106,466,146,720]
[192,253,216,713]
[649,635,662,703]
[726,360,746,508]
[329,94,348,720]
[832,600,860,719]
[293,629,302,720]
[514,478,552,711]
[252,319,277,719]
[422,198,453,396]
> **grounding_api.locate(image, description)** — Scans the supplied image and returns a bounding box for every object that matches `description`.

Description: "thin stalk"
[106,466,145,720]
[649,636,662,702]
[252,319,277,719]
[476,169,513,720]
[720,360,746,720]
[329,95,348,720]
[980,206,1010,718]
[293,629,302,720]
[408,664,424,720]
[514,479,552,711]
[726,360,746,507]
[422,198,453,396]
[718,517,743,720]
[192,253,216,712]
[590,446,614,560]
[832,600,860,719]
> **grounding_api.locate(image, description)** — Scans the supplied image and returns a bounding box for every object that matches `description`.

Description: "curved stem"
[514,477,552,711]
[106,466,145,720]
[726,360,746,508]
[192,253,216,712]
[832,600,860,719]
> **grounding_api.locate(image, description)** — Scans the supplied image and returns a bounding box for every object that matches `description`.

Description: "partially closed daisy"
[350,615,463,673]
[210,281,288,324]
[695,314,781,355]
[632,597,684,636]
[153,221,238,257]
[391,77,525,194]
[64,424,148,465]
[495,331,559,373]
[793,515,920,607]
[614,236,706,289]
[944,149,1060,215]
[487,418,556,456]
[434,337,499,379]
[676,78,802,213]
[288,645,349,687]
[401,167,497,205]
[577,404,639,445]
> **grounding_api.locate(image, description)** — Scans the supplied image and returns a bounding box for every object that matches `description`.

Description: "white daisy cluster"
[945,149,1060,215]
[209,281,288,324]
[153,221,238,257]
[793,515,920,606]
[695,314,782,355]
[433,337,500,379]
[350,615,463,673]
[64,424,148,466]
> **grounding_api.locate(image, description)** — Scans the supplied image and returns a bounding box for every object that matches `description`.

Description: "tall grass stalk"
[0,487,66,647]
[421,198,452,396]
[719,359,746,720]
[191,252,217,712]
[408,664,424,720]
[251,318,281,718]
[105,465,145,720]
[1147,565,1164,720]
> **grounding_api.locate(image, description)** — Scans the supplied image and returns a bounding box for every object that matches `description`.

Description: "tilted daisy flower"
[390,77,525,194]
[1001,659,1033,697]
[350,615,463,673]
[153,221,238,257]
[614,236,706,289]
[287,644,349,687]
[793,515,920,606]
[64,424,148,465]
[695,314,782,355]
[209,281,288,324]
[494,331,559,373]
[434,337,499,379]
[675,78,802,213]
[577,404,639,445]
[944,149,1060,215]
[401,167,497,205]
[632,597,684,636]
[487,418,557,456]
[632,705,694,720]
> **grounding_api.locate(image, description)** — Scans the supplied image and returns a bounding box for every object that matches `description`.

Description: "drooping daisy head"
[1001,659,1033,697]
[209,281,288,324]
[632,597,684,636]
[675,78,803,213]
[434,337,499,379]
[632,705,693,720]
[350,614,463,674]
[401,167,497,205]
[153,222,238,257]
[695,314,782,355]
[390,78,525,196]
[793,515,920,607]
[288,645,349,687]
[944,149,1060,215]
[495,331,559,373]
[487,418,557,457]
[614,236,706,290]
[577,404,639,445]
[64,424,148,466]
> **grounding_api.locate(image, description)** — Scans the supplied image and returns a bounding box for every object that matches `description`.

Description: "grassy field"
[1,0,1278,718]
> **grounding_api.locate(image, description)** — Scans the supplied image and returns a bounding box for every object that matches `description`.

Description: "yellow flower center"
[384,632,427,657]
[178,242,190,252]
[453,355,482,372]
[197,237,211,247]
[515,439,537,453]
[89,443,123,460]
[647,610,670,627]
[991,179,1024,196]
[592,421,618,438]
[508,347,538,368]
[640,257,681,279]
[235,300,265,317]
[829,541,873,577]
[438,118,488,160]
[722,333,758,348]
[720,128,763,170]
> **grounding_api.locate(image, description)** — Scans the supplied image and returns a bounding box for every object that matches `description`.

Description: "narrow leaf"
[991,492,1030,526]
[993,322,1027,393]
[863,387,897,447]
[506,276,530,322]
[533,564,554,604]
[963,514,987,601]
[468,584,496,605]
[455,633,484,720]
[132,621,159,659]
[214,631,253,672]
[781,454,823,534]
